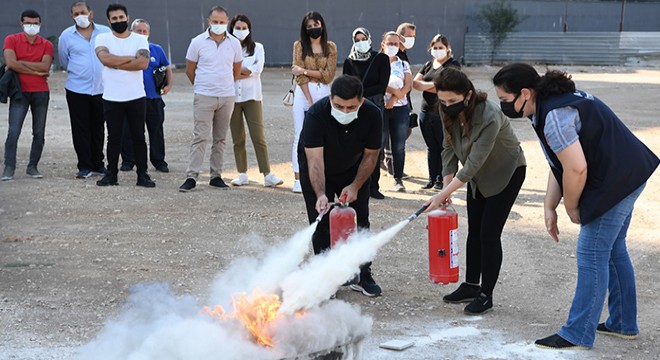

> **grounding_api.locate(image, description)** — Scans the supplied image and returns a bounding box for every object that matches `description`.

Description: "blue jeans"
[4,91,49,169]
[558,183,645,348]
[382,105,410,180]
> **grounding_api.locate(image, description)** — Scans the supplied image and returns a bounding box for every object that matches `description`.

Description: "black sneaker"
[155,164,169,173]
[421,180,434,189]
[92,166,107,176]
[179,178,196,192]
[120,163,134,171]
[136,173,156,188]
[209,177,228,188]
[349,268,382,297]
[433,181,443,191]
[76,169,92,179]
[370,190,385,199]
[464,293,493,315]
[535,334,588,350]
[443,282,481,303]
[96,173,118,186]
[596,323,638,340]
[342,274,360,287]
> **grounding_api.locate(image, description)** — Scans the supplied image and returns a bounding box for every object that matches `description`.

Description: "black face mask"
[500,94,527,118]
[441,101,465,118]
[306,27,322,40]
[110,21,128,33]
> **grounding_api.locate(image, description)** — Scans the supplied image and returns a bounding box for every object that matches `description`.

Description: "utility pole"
[619,0,626,32]
[563,0,568,32]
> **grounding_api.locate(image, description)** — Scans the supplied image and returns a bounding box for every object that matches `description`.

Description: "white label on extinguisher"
[449,229,458,269]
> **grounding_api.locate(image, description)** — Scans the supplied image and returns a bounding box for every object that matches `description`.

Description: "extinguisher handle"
[338,193,348,206]
[406,204,430,222]
[441,202,457,213]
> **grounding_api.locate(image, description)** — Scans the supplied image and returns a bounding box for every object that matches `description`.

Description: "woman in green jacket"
[424,67,526,314]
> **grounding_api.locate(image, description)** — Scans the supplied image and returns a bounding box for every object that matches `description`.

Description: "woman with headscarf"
[343,27,390,199]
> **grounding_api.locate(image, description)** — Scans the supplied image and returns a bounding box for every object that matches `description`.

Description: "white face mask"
[74,15,91,28]
[354,40,370,53]
[431,49,447,60]
[23,24,40,36]
[403,36,415,49]
[210,23,227,35]
[331,104,360,125]
[233,29,249,41]
[384,45,399,57]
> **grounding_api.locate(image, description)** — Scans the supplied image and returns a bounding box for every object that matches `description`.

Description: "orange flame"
[202,289,282,347]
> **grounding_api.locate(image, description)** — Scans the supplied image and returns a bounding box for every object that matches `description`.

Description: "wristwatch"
[303,70,308,76]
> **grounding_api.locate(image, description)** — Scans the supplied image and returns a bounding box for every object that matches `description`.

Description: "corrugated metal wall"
[464,32,660,65]
[2,1,660,66]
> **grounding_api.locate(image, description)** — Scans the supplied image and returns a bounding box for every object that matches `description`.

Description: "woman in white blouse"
[228,14,283,187]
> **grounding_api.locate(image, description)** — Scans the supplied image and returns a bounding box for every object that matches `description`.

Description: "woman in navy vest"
[493,63,658,350]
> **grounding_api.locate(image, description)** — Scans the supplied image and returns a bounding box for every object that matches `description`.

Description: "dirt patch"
[0,65,658,359]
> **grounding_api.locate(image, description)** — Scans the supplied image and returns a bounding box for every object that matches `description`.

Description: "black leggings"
[465,166,526,296]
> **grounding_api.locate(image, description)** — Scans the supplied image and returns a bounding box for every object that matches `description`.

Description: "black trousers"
[120,98,167,168]
[419,110,443,182]
[300,168,371,256]
[65,90,105,171]
[103,98,148,175]
[465,166,526,296]
[367,97,385,193]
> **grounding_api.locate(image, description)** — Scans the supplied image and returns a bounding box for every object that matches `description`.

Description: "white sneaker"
[264,173,283,187]
[292,179,302,193]
[230,173,249,186]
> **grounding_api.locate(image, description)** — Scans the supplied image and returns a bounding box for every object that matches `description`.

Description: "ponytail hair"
[493,63,576,101]
[535,70,576,101]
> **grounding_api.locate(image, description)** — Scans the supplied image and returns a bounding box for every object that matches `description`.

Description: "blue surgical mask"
[210,24,227,35]
[354,40,370,53]
[331,105,360,125]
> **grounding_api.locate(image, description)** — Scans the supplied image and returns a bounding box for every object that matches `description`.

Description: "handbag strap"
[361,53,377,84]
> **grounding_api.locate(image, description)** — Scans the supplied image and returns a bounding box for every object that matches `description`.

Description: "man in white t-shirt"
[178,5,243,192]
[94,3,154,188]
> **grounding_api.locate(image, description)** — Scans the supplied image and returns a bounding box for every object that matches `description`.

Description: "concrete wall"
[1,0,659,67]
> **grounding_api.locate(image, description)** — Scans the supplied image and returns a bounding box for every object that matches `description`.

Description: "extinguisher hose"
[406,204,430,222]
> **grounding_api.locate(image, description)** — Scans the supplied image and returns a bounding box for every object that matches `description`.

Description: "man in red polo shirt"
[2,9,53,181]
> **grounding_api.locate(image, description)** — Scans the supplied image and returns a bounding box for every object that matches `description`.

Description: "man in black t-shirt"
[298,75,383,297]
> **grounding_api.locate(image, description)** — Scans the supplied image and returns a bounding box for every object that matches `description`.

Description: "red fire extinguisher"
[427,205,459,284]
[329,194,357,247]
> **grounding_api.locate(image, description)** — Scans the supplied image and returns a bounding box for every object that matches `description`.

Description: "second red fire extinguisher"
[329,194,357,247]
[427,205,459,284]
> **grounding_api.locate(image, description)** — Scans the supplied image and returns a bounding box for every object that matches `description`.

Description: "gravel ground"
[0,65,658,359]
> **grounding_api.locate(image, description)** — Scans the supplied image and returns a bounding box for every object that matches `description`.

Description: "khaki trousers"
[229,100,271,174]
[185,94,235,179]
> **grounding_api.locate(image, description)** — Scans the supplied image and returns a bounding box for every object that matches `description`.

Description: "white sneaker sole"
[349,284,381,297]
[264,180,283,187]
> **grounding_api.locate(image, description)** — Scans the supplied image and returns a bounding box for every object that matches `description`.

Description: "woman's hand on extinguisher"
[424,193,451,212]
[315,194,329,214]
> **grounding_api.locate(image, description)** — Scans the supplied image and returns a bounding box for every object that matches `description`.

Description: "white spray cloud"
[278,220,409,315]
[208,224,317,308]
[79,221,381,360]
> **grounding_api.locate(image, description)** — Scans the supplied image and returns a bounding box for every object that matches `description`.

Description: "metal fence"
[464,32,660,65]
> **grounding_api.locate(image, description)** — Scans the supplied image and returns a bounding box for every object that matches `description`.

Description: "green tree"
[476,0,527,64]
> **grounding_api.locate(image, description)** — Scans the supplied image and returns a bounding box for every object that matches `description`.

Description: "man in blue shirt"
[58,1,110,178]
[119,18,172,173]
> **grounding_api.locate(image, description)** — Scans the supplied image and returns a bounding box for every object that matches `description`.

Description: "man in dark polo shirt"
[298,75,383,297]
